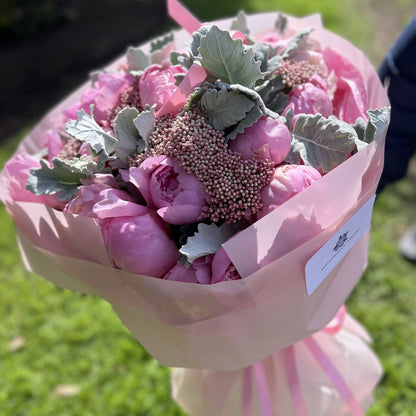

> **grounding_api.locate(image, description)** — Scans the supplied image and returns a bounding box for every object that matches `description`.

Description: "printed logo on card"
[305,195,376,295]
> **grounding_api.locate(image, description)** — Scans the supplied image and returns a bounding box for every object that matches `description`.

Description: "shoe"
[399,223,416,263]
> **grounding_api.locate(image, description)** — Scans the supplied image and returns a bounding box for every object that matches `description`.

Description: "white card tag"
[305,195,376,295]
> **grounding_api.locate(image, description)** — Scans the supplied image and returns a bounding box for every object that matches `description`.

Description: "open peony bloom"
[63,72,135,125]
[164,256,213,284]
[5,154,66,210]
[139,64,187,110]
[283,75,333,118]
[104,210,179,278]
[229,116,291,165]
[128,155,209,225]
[257,164,322,219]
[211,247,241,283]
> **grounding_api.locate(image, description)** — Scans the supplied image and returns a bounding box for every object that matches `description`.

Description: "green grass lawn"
[1,1,416,415]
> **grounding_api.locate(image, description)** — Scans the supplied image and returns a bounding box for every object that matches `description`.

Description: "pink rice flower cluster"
[274,60,324,89]
[133,111,275,223]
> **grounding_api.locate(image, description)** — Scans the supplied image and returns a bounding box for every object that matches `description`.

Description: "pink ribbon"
[167,0,202,34]
[283,346,310,416]
[156,63,207,117]
[242,306,365,416]
[303,337,365,416]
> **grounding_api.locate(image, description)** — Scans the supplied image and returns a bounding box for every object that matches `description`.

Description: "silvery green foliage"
[150,33,174,53]
[65,106,117,170]
[184,87,205,111]
[352,107,391,149]
[114,107,142,160]
[253,42,270,73]
[191,26,211,56]
[179,222,241,264]
[275,13,288,34]
[278,28,313,60]
[170,51,194,70]
[200,86,255,131]
[126,47,150,73]
[367,107,391,142]
[127,33,175,73]
[132,105,156,147]
[27,157,96,201]
[114,105,155,161]
[230,11,250,36]
[266,28,313,74]
[200,83,267,140]
[257,75,289,113]
[287,113,360,174]
[198,26,264,88]
[150,33,175,64]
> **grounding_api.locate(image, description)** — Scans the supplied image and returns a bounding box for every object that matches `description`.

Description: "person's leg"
[377,15,416,194]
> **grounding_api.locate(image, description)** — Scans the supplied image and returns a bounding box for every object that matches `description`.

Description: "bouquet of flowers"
[1,0,389,413]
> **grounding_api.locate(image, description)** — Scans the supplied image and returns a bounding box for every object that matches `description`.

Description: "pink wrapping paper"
[1,12,389,370]
[171,311,383,416]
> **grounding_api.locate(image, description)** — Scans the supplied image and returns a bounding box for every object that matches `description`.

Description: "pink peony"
[229,116,291,165]
[283,75,333,118]
[257,164,322,219]
[258,33,288,52]
[128,155,209,225]
[64,177,146,219]
[104,211,179,278]
[211,247,241,283]
[63,72,135,125]
[322,47,368,123]
[164,256,213,284]
[139,64,187,110]
[4,154,66,210]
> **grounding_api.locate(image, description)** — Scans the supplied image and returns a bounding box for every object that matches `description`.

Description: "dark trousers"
[377,15,416,194]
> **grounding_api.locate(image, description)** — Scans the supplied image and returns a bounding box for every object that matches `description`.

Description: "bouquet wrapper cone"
[171,307,383,416]
[0,9,389,370]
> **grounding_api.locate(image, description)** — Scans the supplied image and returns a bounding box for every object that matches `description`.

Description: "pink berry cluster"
[106,77,142,129]
[132,111,275,223]
[274,60,323,89]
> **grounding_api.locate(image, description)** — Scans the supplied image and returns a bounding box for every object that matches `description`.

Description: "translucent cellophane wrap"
[172,308,382,416]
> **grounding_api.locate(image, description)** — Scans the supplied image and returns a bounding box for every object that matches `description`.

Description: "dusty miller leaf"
[366,107,390,142]
[27,157,95,201]
[184,87,205,111]
[198,26,264,88]
[275,13,288,34]
[65,106,117,170]
[179,222,241,264]
[133,105,156,147]
[253,42,270,73]
[278,28,313,60]
[287,113,359,174]
[170,51,194,70]
[114,107,143,160]
[151,33,174,53]
[257,75,288,112]
[352,107,390,151]
[191,26,211,56]
[230,11,250,35]
[126,47,150,72]
[226,105,264,140]
[200,87,255,130]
